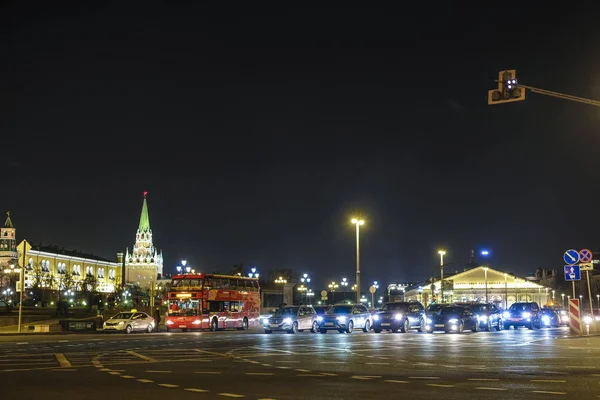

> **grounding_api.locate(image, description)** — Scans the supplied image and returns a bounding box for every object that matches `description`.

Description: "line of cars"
[261,300,569,334]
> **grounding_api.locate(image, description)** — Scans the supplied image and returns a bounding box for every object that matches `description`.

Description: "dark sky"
[3,4,600,290]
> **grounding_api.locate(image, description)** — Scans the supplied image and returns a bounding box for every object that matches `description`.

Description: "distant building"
[404,266,549,308]
[0,212,17,268]
[123,193,164,289]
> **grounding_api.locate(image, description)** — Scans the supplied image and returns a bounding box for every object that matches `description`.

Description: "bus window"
[208,301,224,313]
[230,301,239,312]
[238,301,244,311]
[222,279,231,289]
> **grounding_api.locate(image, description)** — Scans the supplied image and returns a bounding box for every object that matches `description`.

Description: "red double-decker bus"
[166,273,260,332]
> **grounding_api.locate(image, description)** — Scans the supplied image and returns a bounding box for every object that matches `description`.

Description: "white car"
[103,310,155,333]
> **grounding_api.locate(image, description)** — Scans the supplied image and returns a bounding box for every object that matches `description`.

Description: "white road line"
[468,378,499,381]
[185,389,209,393]
[195,371,222,374]
[218,393,245,398]
[366,362,390,365]
[408,376,440,380]
[158,384,179,388]
[530,391,567,395]
[475,387,507,391]
[245,372,274,376]
[120,375,136,379]
[137,379,154,383]
[530,379,567,383]
[385,380,409,384]
[146,370,172,373]
[427,383,454,388]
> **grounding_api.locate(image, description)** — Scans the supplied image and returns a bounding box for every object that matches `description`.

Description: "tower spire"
[138,192,151,232]
[5,211,13,228]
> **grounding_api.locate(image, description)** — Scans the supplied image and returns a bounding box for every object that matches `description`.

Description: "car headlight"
[336,316,346,323]
[372,315,379,321]
[478,315,487,322]
[503,311,510,319]
[584,316,593,324]
[282,318,292,324]
[316,316,323,322]
[118,321,124,325]
[561,315,569,322]
[426,318,432,324]
[522,312,531,319]
[394,313,403,321]
[262,318,269,325]
[448,318,458,324]
[193,320,201,325]
[542,315,550,324]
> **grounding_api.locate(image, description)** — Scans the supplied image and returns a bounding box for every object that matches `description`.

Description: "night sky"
[3,4,600,290]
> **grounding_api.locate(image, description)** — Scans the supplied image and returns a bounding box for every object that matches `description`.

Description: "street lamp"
[341,278,348,290]
[176,265,182,273]
[351,284,357,292]
[248,267,259,278]
[552,290,555,301]
[561,293,565,308]
[438,249,446,302]
[181,260,187,268]
[351,217,365,303]
[504,273,508,309]
[483,266,489,303]
[328,281,339,304]
[275,277,287,284]
[185,266,191,273]
[418,286,423,304]
[306,289,314,304]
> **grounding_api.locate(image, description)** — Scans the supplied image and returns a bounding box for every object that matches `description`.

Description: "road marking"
[530,391,566,395]
[218,393,245,398]
[276,366,290,369]
[158,384,179,388]
[321,373,338,376]
[52,369,77,371]
[321,361,345,364]
[351,375,382,380]
[146,370,172,373]
[137,379,154,383]
[58,340,69,343]
[126,351,156,362]
[408,376,440,380]
[195,371,222,374]
[185,389,209,393]
[245,372,274,376]
[366,362,389,365]
[277,360,300,363]
[530,380,567,383]
[54,353,72,368]
[298,374,326,377]
[385,380,409,384]
[295,369,311,372]
[476,387,507,391]
[428,384,454,388]
[468,378,500,381]
[261,364,272,367]
[121,375,136,379]
[108,372,121,375]
[16,342,28,345]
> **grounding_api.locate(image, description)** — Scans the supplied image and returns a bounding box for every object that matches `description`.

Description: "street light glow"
[480,250,490,256]
[351,218,365,225]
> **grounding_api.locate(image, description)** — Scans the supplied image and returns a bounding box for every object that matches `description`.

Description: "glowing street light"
[561,293,565,308]
[248,267,259,278]
[483,267,489,303]
[438,249,446,302]
[301,273,311,284]
[351,217,365,303]
[341,278,348,290]
[275,277,287,284]
[329,281,339,303]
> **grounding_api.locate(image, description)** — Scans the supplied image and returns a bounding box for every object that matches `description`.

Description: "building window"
[41,260,50,272]
[109,269,115,280]
[58,262,66,274]
[73,264,81,276]
[97,268,104,279]
[86,266,93,277]
[27,258,33,271]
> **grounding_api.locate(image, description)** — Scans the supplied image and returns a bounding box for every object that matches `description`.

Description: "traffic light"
[488,69,526,105]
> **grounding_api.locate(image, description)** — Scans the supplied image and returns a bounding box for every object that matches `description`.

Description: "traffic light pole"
[509,83,600,107]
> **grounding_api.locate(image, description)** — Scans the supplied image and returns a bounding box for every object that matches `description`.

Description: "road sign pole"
[572,281,575,299]
[586,270,594,317]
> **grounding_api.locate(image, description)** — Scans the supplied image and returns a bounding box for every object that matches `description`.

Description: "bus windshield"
[168,299,200,316]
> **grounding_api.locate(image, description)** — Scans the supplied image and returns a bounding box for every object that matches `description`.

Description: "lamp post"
[341,278,348,291]
[552,290,555,302]
[597,294,600,309]
[351,218,365,303]
[418,286,423,304]
[504,273,508,309]
[248,267,259,279]
[371,281,379,307]
[483,267,489,303]
[438,250,446,302]
[561,293,565,308]
[301,273,311,304]
[328,281,339,304]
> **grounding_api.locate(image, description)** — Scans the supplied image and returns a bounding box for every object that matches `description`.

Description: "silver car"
[262,306,319,334]
[103,310,155,334]
[318,304,372,333]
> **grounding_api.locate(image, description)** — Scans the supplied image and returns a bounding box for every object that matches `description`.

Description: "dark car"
[318,304,372,334]
[503,302,542,330]
[372,301,426,333]
[540,308,560,328]
[426,305,479,333]
[467,303,504,331]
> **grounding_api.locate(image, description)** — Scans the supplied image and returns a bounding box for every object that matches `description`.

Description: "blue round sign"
[563,249,579,265]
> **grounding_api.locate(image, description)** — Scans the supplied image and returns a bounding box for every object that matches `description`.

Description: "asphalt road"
[1,326,599,399]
